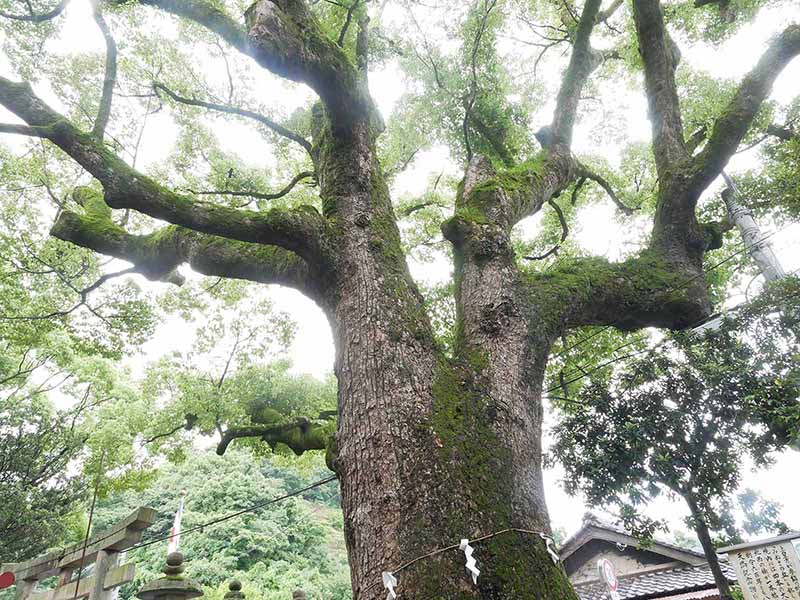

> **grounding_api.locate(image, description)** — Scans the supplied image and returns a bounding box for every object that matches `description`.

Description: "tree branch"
[632,0,687,176]
[0,123,50,137]
[153,82,314,157]
[526,252,711,333]
[243,0,372,126]
[0,77,331,266]
[578,164,635,215]
[550,0,603,148]
[50,201,326,300]
[0,0,69,21]
[137,0,249,53]
[596,0,623,23]
[91,0,117,140]
[186,170,315,206]
[523,198,569,261]
[337,0,360,47]
[688,24,800,194]
[766,123,797,142]
[216,413,335,456]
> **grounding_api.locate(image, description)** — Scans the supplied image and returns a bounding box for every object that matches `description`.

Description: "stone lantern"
[136,553,203,600]
[223,580,244,600]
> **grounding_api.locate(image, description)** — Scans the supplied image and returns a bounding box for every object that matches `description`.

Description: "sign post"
[0,507,155,600]
[720,532,800,600]
[597,558,621,600]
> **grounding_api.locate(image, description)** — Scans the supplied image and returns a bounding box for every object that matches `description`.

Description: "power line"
[50,474,338,564]
[124,475,338,554]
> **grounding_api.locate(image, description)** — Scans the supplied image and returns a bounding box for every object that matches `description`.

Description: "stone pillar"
[136,553,203,600]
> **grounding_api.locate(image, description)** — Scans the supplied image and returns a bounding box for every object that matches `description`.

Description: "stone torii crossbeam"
[1,507,156,600]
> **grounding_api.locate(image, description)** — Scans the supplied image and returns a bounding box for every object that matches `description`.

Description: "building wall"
[568,540,676,584]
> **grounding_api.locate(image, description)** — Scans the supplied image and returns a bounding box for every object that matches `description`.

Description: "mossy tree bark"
[2,0,800,597]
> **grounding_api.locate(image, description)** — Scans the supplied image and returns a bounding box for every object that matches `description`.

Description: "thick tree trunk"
[685,496,734,600]
[325,120,577,599]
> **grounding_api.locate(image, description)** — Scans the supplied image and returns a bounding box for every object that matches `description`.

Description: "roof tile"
[574,562,736,600]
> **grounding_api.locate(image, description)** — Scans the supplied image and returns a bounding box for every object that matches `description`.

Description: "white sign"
[721,533,800,600]
[597,558,621,600]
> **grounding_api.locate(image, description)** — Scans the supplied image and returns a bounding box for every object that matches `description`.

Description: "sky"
[1,0,800,545]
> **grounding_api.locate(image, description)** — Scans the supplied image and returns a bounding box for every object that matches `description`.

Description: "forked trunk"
[324,121,577,599]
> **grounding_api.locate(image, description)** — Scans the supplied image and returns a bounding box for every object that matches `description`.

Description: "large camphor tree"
[1,0,799,595]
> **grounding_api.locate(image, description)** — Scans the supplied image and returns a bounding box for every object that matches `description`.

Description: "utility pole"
[693,172,787,334]
[720,171,785,282]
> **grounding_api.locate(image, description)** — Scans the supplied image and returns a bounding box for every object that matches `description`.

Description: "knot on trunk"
[479,299,518,335]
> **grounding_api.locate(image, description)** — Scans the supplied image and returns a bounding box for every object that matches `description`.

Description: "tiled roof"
[575,562,736,600]
[560,514,705,564]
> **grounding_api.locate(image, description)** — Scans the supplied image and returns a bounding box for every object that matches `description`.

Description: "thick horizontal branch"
[216,413,335,456]
[632,0,687,176]
[0,77,331,266]
[526,250,713,333]
[689,24,800,193]
[50,200,327,300]
[153,82,314,157]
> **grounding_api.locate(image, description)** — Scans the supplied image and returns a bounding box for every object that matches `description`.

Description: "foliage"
[0,394,88,562]
[91,450,350,600]
[139,280,336,460]
[1,0,799,595]
[550,278,800,543]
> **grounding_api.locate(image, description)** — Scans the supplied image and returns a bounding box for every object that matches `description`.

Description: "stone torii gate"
[0,507,156,600]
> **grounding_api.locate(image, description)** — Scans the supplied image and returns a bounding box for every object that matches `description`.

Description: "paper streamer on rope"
[538,533,560,564]
[382,571,397,599]
[459,539,480,584]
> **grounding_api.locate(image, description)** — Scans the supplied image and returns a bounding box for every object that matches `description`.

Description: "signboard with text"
[721,533,800,600]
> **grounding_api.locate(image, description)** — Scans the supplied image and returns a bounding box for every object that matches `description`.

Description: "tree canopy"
[1,0,800,596]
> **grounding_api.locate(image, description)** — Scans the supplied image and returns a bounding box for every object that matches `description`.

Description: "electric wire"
[124,475,338,554]
[45,475,338,572]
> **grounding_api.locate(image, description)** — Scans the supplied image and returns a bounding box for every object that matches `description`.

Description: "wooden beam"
[28,564,136,600]
[2,507,156,580]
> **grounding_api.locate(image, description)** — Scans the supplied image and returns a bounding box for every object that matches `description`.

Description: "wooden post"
[14,579,36,600]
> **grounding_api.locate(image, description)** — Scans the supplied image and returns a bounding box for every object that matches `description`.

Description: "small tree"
[0,395,87,562]
[550,280,800,600]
